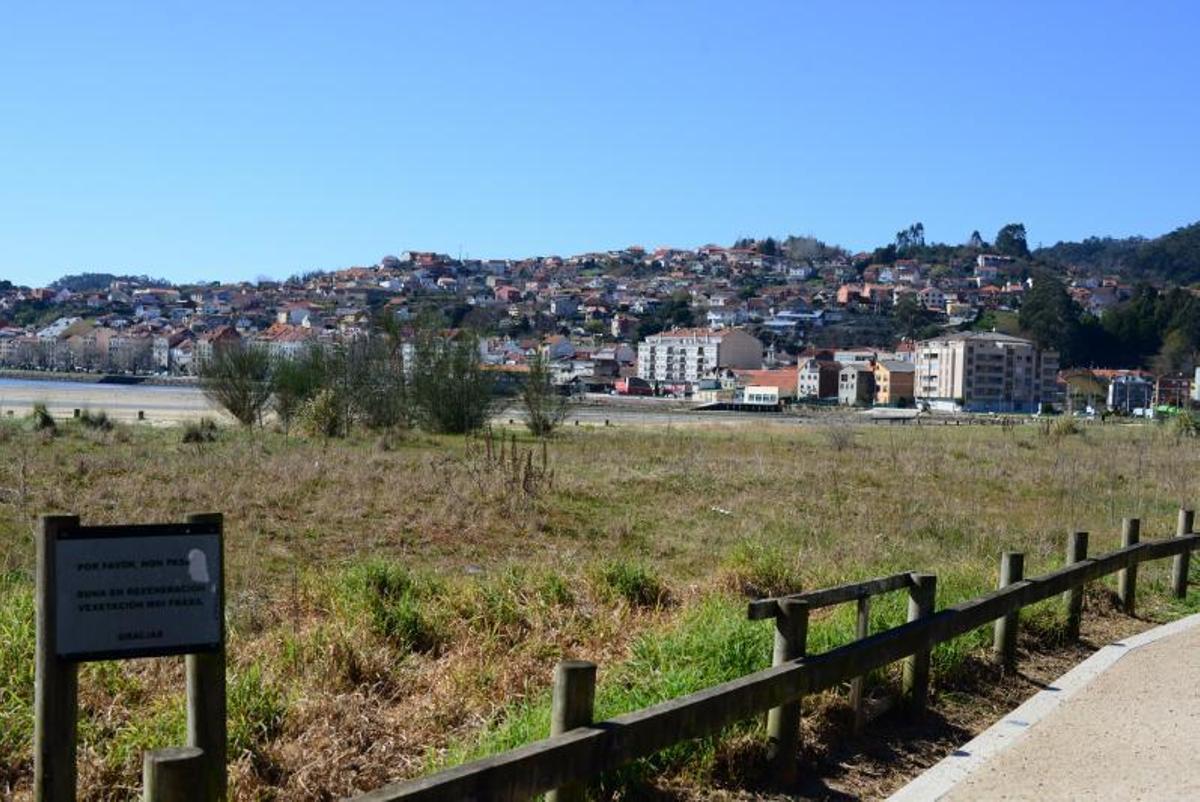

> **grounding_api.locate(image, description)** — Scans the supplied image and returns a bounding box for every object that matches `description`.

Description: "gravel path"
[940,620,1200,801]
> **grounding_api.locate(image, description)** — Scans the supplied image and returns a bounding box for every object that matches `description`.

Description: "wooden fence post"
[1118,518,1140,615]
[144,747,205,802]
[185,513,226,802]
[1171,508,1193,599]
[766,598,808,786]
[35,514,81,802]
[850,596,870,733]
[1064,531,1088,640]
[903,573,937,714]
[547,660,597,802]
[993,552,1024,666]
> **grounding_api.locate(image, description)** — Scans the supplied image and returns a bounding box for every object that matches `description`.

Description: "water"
[0,377,200,394]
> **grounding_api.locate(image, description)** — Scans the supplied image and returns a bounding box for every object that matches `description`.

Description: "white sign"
[55,527,222,661]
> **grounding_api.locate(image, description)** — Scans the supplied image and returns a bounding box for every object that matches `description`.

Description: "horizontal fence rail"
[351,526,1199,802]
[747,571,914,619]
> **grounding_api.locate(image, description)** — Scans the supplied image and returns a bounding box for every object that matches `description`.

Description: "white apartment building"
[637,328,762,386]
[918,286,946,311]
[915,332,1060,413]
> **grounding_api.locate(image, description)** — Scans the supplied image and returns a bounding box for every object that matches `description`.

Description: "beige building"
[838,363,875,406]
[637,328,762,386]
[874,360,916,406]
[915,332,1059,412]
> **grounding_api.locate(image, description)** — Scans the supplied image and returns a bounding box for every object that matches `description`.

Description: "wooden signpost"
[34,512,227,802]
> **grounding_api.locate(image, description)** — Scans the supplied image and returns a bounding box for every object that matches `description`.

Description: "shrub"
[274,333,411,436]
[342,333,410,431]
[521,353,570,437]
[1041,417,1082,440]
[199,344,273,426]
[271,347,329,434]
[182,418,219,444]
[597,561,667,608]
[78,409,112,431]
[823,425,854,452]
[1173,410,1200,439]
[409,325,495,435]
[296,388,345,439]
[29,403,55,433]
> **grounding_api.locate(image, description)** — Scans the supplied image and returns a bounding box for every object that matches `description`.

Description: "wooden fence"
[350,510,1197,802]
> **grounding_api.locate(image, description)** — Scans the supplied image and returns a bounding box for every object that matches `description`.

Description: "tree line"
[199,319,568,437]
[1018,272,1200,373]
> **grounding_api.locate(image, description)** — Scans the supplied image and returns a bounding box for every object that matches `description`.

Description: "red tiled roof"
[733,368,799,389]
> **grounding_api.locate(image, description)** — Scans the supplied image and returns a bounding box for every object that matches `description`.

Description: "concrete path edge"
[887,611,1200,802]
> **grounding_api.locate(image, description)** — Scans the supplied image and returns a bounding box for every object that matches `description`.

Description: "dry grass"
[2,418,1199,800]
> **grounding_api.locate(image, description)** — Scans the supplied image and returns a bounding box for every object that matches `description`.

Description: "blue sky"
[2,1,1198,286]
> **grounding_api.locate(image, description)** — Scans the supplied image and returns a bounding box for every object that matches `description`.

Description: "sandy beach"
[0,378,225,424]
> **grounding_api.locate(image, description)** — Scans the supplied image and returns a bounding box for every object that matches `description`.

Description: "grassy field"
[2,416,1199,800]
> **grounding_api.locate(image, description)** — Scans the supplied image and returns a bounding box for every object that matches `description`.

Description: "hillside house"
[873,360,916,406]
[838,363,875,406]
[797,358,841,400]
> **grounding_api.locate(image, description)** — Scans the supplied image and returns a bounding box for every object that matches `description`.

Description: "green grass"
[441,581,1010,793]
[444,594,772,786]
[719,539,804,597]
[594,560,667,608]
[330,559,444,654]
[0,574,35,776]
[3,420,1200,798]
[228,663,288,759]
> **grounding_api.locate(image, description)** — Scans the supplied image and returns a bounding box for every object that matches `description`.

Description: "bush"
[342,333,410,431]
[199,344,273,426]
[521,353,570,437]
[823,425,855,452]
[182,418,219,444]
[537,572,574,607]
[296,388,345,439]
[274,334,410,436]
[78,409,112,431]
[271,347,329,434]
[597,561,667,608]
[1173,409,1200,439]
[1041,417,1082,440]
[29,403,55,432]
[409,326,495,435]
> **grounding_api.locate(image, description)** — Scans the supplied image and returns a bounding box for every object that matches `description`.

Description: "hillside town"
[0,242,1190,414]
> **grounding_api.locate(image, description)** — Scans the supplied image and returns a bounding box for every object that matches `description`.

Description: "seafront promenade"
[892,614,1200,801]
